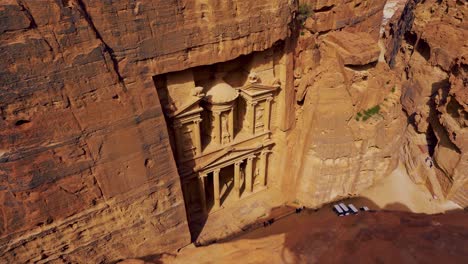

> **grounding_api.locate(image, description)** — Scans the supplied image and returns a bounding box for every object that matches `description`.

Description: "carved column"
[247,102,257,135]
[173,123,184,160]
[228,108,235,142]
[234,161,243,198]
[182,181,190,222]
[198,174,208,214]
[246,156,254,193]
[193,119,203,156]
[259,151,268,187]
[264,97,273,133]
[213,169,221,209]
[213,111,222,144]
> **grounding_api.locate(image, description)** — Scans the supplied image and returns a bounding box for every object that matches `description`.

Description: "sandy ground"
[358,163,462,213]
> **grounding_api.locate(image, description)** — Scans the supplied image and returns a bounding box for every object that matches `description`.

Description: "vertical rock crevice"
[74,0,126,85]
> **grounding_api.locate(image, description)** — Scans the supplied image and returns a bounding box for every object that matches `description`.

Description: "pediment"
[195,144,264,172]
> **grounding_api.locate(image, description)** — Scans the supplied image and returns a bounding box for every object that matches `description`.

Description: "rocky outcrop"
[387,0,467,206]
[300,0,386,39]
[0,0,294,262]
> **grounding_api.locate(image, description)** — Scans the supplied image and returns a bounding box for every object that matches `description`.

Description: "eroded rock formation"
[386,0,468,206]
[287,0,406,207]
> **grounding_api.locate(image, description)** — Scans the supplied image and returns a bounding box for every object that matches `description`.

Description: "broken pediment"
[168,97,203,119]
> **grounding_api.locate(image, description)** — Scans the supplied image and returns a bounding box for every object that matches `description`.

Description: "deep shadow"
[345,61,378,71]
[382,202,412,211]
[415,38,431,61]
[426,124,437,156]
[112,252,176,264]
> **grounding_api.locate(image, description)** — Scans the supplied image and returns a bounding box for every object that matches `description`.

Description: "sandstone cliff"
[0,0,293,262]
[0,0,466,262]
[287,0,407,207]
[386,0,468,206]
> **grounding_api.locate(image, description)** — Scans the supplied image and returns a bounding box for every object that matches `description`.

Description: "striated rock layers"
[386,0,468,206]
[0,0,294,262]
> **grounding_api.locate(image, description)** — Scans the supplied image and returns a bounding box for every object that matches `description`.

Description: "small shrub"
[359,105,381,122]
[391,86,396,93]
[297,4,312,25]
[298,4,311,17]
[365,105,380,116]
[300,31,305,36]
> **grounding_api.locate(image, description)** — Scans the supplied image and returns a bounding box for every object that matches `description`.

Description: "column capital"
[250,101,258,107]
[193,118,203,124]
[266,97,274,102]
[199,172,208,178]
[172,122,183,128]
[234,160,244,166]
[247,155,255,161]
[213,168,221,174]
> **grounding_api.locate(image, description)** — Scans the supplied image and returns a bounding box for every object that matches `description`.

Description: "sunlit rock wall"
[287,0,407,207]
[388,0,468,207]
[0,0,294,262]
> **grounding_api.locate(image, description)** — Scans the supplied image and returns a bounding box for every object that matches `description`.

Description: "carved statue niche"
[255,105,265,130]
[221,113,231,144]
[239,75,278,135]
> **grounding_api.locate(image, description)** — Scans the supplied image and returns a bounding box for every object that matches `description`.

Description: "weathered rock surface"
[386,0,468,207]
[0,0,293,262]
[1,0,466,262]
[287,0,406,207]
[301,0,386,39]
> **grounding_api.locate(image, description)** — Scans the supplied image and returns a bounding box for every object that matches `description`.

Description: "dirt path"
[358,163,461,213]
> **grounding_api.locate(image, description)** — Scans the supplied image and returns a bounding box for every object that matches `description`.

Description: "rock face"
[385,0,468,206]
[287,0,406,207]
[0,0,466,262]
[0,0,293,262]
[300,0,386,39]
